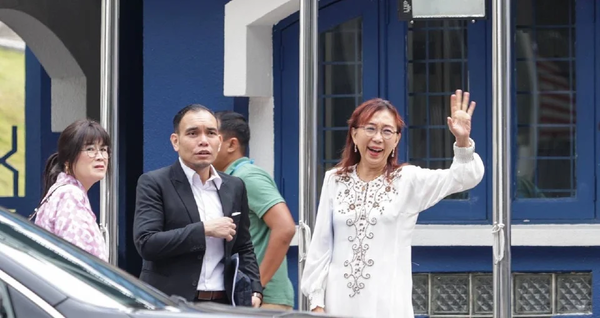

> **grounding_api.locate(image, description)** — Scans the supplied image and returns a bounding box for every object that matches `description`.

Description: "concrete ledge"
[290,224,600,247]
[224,0,298,97]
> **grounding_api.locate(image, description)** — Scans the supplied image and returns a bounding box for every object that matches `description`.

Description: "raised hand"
[447,89,476,147]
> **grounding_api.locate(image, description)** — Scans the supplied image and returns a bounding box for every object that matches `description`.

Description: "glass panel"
[322,97,356,128]
[416,272,592,317]
[323,130,348,162]
[407,30,427,61]
[429,129,453,159]
[536,29,570,58]
[535,0,572,25]
[408,95,428,125]
[322,64,359,95]
[408,128,427,159]
[321,19,362,62]
[516,0,534,26]
[428,96,450,125]
[516,29,533,59]
[473,275,493,314]
[317,17,363,190]
[412,274,428,314]
[429,28,467,60]
[407,63,427,93]
[514,274,552,314]
[428,62,466,93]
[556,273,593,313]
[515,0,576,199]
[431,274,469,314]
[407,20,468,200]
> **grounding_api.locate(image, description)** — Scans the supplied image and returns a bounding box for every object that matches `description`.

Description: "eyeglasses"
[82,146,110,159]
[358,125,398,140]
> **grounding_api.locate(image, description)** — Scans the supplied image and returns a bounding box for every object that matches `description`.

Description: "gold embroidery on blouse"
[335,167,400,297]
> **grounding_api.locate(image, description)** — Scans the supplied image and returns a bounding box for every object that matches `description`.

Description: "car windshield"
[0,208,182,311]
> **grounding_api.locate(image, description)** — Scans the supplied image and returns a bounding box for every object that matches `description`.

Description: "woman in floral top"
[34,119,111,261]
[301,90,485,317]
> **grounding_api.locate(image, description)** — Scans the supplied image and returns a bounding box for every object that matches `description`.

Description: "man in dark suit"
[133,104,263,307]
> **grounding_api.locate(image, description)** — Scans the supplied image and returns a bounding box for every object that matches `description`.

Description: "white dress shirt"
[179,158,225,291]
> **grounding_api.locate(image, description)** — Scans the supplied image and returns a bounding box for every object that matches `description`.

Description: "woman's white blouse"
[301,139,485,318]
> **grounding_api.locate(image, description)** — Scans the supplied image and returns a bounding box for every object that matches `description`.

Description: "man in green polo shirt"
[213,111,296,310]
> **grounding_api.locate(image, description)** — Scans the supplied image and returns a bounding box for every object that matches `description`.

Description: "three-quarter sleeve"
[404,138,485,214]
[301,170,335,310]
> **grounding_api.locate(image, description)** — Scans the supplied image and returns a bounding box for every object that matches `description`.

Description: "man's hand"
[204,217,236,241]
[312,306,325,313]
[252,295,261,308]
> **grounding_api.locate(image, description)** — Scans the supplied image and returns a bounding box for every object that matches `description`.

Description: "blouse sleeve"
[301,170,335,310]
[404,138,485,214]
[52,189,100,256]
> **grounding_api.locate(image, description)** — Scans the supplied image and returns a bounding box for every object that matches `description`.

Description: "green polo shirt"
[225,157,295,307]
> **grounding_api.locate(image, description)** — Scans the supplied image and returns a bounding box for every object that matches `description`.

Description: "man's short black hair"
[172,104,215,133]
[215,111,250,151]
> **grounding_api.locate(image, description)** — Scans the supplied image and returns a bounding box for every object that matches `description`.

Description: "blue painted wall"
[143,0,235,172]
[23,49,59,214]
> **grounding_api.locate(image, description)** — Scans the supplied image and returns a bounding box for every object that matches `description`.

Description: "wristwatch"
[252,292,263,305]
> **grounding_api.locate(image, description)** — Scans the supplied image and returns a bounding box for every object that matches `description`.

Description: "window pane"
[407,20,468,200]
[408,95,427,126]
[428,96,450,125]
[323,130,348,162]
[322,97,356,128]
[321,18,362,62]
[428,62,466,93]
[515,0,576,199]
[317,17,363,190]
[429,129,454,159]
[322,64,360,95]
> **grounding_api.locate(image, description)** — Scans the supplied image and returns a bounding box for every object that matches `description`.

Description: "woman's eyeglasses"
[358,125,398,140]
[82,147,110,159]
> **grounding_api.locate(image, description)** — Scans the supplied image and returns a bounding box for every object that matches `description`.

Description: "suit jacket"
[133,161,262,302]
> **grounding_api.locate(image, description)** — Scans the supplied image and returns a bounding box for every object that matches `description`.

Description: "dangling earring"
[64,164,70,175]
[391,148,395,157]
[354,144,357,152]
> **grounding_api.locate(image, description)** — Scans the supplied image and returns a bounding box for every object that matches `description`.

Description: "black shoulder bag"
[28,184,67,222]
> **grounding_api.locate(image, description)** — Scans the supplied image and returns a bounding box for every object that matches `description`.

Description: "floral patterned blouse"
[35,172,108,261]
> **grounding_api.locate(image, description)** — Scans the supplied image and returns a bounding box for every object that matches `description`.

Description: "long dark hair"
[41,119,111,198]
[336,98,406,178]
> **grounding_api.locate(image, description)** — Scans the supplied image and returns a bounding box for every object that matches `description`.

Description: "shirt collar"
[179,157,222,189]
[56,172,85,191]
[224,157,251,175]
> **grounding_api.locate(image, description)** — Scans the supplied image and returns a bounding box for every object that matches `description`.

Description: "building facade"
[1,0,599,317]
